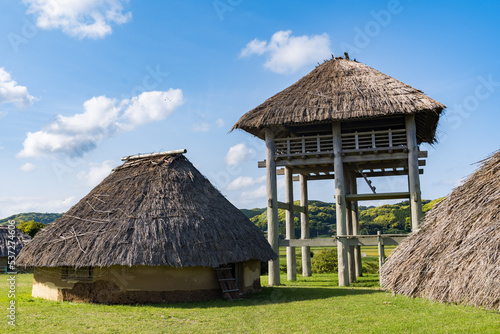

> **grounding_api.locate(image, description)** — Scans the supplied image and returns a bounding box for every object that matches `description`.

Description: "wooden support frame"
[377,231,386,269]
[279,235,407,247]
[300,174,312,277]
[285,167,296,281]
[345,167,356,284]
[345,192,410,201]
[349,173,363,278]
[265,128,280,286]
[406,115,423,231]
[333,122,349,287]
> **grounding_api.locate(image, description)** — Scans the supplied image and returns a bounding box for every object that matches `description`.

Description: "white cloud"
[77,160,115,186]
[225,143,255,166]
[226,175,266,191]
[240,185,267,201]
[240,30,331,74]
[216,118,225,128]
[18,89,184,158]
[20,162,36,172]
[0,195,77,218]
[0,68,35,109]
[192,122,210,132]
[23,0,132,39]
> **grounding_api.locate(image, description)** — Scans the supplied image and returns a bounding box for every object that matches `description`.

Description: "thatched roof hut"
[0,226,31,268]
[380,150,500,311]
[232,56,445,143]
[17,151,276,304]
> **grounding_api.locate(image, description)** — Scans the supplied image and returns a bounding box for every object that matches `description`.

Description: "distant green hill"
[246,198,444,237]
[0,212,63,225]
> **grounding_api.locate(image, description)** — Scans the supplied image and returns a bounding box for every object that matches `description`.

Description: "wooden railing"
[274,129,407,158]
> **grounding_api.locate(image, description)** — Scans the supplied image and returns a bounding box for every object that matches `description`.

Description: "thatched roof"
[232,56,445,143]
[380,150,500,311]
[0,226,31,257]
[17,152,276,268]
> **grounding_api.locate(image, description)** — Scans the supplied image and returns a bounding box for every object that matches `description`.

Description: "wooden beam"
[279,235,407,247]
[346,192,410,201]
[406,115,423,232]
[285,167,296,281]
[258,151,427,168]
[300,174,311,277]
[265,128,280,286]
[121,149,186,161]
[277,201,305,213]
[377,231,386,269]
[333,122,349,287]
[345,167,355,284]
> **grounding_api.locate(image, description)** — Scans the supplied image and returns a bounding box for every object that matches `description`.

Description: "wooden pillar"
[333,121,349,287]
[405,115,422,231]
[345,167,355,284]
[349,172,362,278]
[300,174,312,277]
[285,167,296,281]
[377,231,386,269]
[265,128,280,286]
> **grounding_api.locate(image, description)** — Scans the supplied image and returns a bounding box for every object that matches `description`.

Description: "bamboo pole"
[333,122,349,287]
[265,128,280,286]
[285,167,296,281]
[300,174,312,277]
[405,115,422,231]
[349,172,362,278]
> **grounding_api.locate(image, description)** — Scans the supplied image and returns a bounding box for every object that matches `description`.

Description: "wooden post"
[349,172,362,278]
[300,174,312,277]
[265,128,280,286]
[377,231,386,269]
[333,122,349,287]
[285,167,296,281]
[345,167,355,284]
[405,115,422,231]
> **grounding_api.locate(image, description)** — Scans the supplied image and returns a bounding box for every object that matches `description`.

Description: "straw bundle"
[232,56,445,143]
[380,150,500,311]
[17,153,276,268]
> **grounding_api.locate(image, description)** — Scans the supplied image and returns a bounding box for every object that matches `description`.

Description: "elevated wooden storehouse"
[16,150,276,304]
[381,150,500,311]
[0,226,31,271]
[232,54,446,286]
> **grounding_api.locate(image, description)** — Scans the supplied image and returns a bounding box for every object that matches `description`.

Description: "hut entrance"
[215,264,243,301]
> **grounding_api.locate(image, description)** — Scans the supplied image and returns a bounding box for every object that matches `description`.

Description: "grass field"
[1,272,498,333]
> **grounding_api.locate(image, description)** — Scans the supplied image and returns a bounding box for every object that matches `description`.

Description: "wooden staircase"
[215,267,243,301]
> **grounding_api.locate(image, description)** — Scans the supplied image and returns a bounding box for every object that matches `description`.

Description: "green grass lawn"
[1,273,498,333]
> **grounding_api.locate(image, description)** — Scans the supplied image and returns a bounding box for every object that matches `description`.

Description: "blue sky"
[0,0,499,218]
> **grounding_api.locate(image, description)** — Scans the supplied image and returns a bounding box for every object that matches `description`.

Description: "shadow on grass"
[147,286,385,310]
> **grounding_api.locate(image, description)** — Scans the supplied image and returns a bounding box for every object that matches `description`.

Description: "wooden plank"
[279,236,406,247]
[121,149,186,161]
[265,128,280,286]
[277,201,305,213]
[346,192,410,201]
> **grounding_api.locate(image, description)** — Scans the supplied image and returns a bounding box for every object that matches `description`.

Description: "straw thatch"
[0,226,31,257]
[232,56,445,143]
[17,153,276,268]
[380,150,500,311]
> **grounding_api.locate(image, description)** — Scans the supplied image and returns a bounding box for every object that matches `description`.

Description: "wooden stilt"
[265,128,280,286]
[345,167,355,284]
[285,167,296,281]
[406,115,422,231]
[349,173,362,278]
[377,231,386,269]
[300,174,312,277]
[333,122,349,287]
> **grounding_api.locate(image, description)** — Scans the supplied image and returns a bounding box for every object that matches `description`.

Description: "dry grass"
[17,153,276,269]
[381,150,500,311]
[232,56,445,143]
